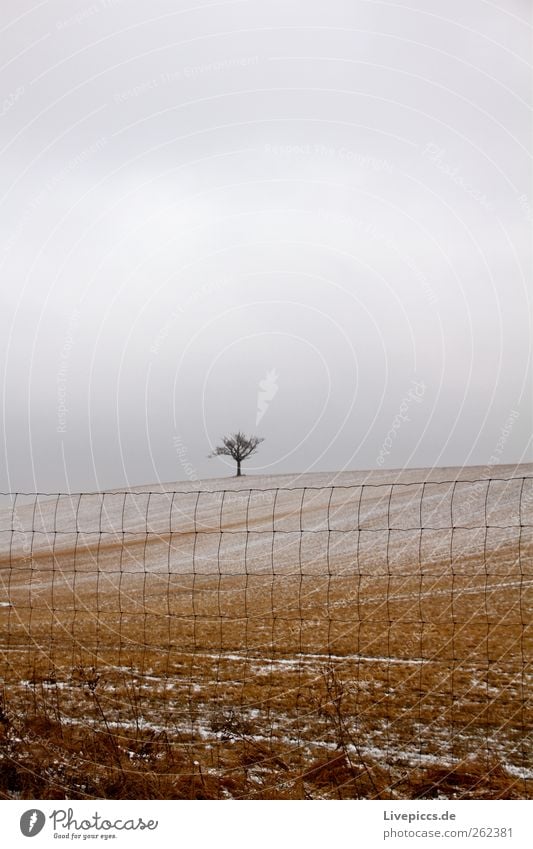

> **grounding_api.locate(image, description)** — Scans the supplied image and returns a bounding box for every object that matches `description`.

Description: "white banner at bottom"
[2,799,531,849]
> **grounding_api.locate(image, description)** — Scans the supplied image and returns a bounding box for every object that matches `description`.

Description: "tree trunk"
[236,459,241,476]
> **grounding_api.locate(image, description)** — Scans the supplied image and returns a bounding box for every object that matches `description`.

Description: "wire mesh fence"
[0,475,531,799]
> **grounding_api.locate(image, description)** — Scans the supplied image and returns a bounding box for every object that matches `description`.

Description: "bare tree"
[209,431,264,477]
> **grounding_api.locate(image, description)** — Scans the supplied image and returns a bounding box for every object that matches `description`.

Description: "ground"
[0,464,531,799]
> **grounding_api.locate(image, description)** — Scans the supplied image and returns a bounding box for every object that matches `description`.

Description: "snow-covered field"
[2,463,531,572]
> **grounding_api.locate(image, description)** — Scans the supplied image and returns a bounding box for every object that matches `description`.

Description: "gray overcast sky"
[0,0,531,491]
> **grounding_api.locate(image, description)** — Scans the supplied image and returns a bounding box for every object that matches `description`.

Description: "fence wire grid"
[0,475,532,800]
